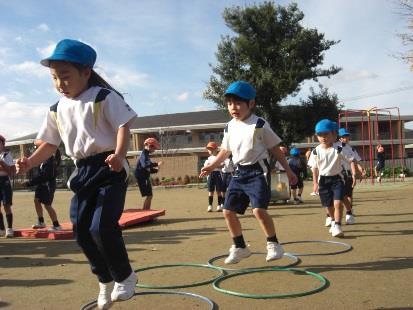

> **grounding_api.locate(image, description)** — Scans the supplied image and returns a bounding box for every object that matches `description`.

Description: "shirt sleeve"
[36,110,62,146]
[3,153,14,166]
[102,92,137,130]
[220,128,230,151]
[262,123,282,148]
[307,151,317,169]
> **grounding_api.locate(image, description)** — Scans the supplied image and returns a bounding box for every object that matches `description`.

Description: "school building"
[5,110,231,185]
[5,109,413,186]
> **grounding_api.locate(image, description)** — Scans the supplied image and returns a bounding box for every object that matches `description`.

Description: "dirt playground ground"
[1,179,413,310]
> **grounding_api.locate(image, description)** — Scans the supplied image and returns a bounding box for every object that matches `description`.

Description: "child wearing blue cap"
[336,128,362,224]
[200,81,297,264]
[0,135,16,238]
[16,39,137,309]
[308,119,356,237]
[287,148,307,205]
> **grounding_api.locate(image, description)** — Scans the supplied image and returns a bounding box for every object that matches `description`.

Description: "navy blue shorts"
[221,172,233,192]
[35,181,56,205]
[375,161,385,172]
[0,176,13,206]
[290,176,304,189]
[137,177,153,197]
[207,171,224,192]
[343,173,353,197]
[224,165,270,215]
[318,175,344,207]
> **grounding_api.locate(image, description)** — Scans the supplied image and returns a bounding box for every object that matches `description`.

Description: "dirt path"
[1,180,412,309]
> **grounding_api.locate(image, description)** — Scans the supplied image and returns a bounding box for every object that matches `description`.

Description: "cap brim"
[40,54,91,67]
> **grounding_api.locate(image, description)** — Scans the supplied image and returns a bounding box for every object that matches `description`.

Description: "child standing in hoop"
[16,39,137,309]
[200,81,297,264]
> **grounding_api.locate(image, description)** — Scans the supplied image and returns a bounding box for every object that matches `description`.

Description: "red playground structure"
[338,107,406,184]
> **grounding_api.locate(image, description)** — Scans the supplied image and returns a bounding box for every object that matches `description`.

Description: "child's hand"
[158,161,164,166]
[105,154,124,172]
[16,157,32,174]
[287,170,298,185]
[199,165,213,178]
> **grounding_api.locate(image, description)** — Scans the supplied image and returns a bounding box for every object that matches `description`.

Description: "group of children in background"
[0,38,385,309]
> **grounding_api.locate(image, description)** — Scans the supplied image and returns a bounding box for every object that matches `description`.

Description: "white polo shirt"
[37,86,137,160]
[0,152,14,177]
[334,142,361,171]
[221,114,281,166]
[308,144,354,177]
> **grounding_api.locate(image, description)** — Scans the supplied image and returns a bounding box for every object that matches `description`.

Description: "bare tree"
[396,0,413,64]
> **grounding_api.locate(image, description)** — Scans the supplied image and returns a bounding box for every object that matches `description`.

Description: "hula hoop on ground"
[80,290,217,310]
[213,267,328,299]
[281,240,352,256]
[207,252,300,271]
[134,263,225,289]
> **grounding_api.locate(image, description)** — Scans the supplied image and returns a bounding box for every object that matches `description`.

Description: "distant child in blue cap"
[16,39,137,309]
[308,119,356,237]
[200,81,297,264]
[287,148,307,204]
[336,128,363,224]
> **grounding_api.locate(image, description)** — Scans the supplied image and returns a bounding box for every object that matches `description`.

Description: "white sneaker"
[98,281,114,309]
[111,272,137,302]
[345,214,355,225]
[47,225,62,232]
[216,204,223,212]
[328,221,335,233]
[310,192,318,196]
[224,245,252,264]
[207,205,213,212]
[331,224,344,237]
[298,196,304,203]
[5,228,13,238]
[325,217,333,227]
[32,222,46,229]
[266,242,284,261]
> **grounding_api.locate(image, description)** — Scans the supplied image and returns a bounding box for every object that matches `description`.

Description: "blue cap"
[315,119,338,134]
[40,39,97,67]
[290,148,300,156]
[225,81,256,100]
[338,128,350,137]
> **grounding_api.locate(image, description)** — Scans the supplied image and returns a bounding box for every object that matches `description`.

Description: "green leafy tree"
[204,2,341,139]
[279,85,343,144]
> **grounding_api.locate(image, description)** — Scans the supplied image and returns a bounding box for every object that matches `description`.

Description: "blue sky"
[1,0,413,140]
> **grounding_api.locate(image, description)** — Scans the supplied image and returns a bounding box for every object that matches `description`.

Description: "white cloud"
[37,23,49,32]
[0,99,48,139]
[177,92,189,102]
[193,105,210,112]
[95,66,149,90]
[8,61,48,78]
[36,42,56,58]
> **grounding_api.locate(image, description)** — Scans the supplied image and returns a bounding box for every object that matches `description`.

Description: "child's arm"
[105,120,133,172]
[16,142,57,174]
[269,146,298,185]
[200,149,231,177]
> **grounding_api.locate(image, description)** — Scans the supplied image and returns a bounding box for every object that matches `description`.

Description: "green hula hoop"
[134,263,225,289]
[79,290,217,310]
[213,267,328,299]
